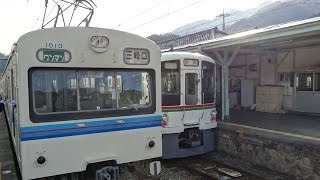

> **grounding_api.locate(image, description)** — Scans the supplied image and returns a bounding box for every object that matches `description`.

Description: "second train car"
[161,52,217,159]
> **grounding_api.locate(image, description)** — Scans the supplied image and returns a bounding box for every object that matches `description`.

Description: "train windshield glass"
[32,70,77,113]
[161,60,180,106]
[202,61,215,103]
[31,69,152,116]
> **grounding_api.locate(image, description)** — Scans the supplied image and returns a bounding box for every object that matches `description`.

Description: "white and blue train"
[0,27,162,179]
[161,52,217,159]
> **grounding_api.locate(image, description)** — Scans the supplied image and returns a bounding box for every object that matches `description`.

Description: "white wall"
[260,56,276,85]
[228,46,320,112]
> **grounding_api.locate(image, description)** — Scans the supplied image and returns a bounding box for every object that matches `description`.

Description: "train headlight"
[162,114,168,127]
[210,109,217,122]
[36,156,46,165]
[90,36,99,47]
[100,36,109,47]
[89,35,109,52]
[148,141,155,148]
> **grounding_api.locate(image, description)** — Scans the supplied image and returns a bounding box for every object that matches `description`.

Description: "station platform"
[222,110,320,141]
[0,113,18,180]
[215,110,320,179]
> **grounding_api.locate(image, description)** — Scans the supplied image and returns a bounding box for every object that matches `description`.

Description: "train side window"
[6,76,10,100]
[202,61,215,104]
[11,69,14,100]
[314,73,320,91]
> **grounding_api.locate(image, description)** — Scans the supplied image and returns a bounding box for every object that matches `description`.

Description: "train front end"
[13,27,162,179]
[161,52,217,159]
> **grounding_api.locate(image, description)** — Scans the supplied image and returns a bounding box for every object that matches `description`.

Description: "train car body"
[161,52,217,159]
[0,27,162,179]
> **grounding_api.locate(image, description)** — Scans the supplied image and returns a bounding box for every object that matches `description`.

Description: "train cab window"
[116,71,151,109]
[79,71,116,110]
[32,70,77,113]
[30,68,155,122]
[202,61,215,103]
[185,73,199,105]
[161,60,181,106]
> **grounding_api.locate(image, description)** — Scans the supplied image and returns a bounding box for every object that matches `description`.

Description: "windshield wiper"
[124,95,139,112]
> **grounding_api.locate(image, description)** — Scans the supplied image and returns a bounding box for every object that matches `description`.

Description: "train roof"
[16,26,159,49]
[161,51,215,63]
[1,27,161,77]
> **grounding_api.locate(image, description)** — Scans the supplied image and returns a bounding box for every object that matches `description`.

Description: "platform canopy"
[163,17,320,120]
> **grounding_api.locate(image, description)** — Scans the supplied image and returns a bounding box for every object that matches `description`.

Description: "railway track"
[170,161,236,179]
[161,156,262,180]
[119,154,287,180]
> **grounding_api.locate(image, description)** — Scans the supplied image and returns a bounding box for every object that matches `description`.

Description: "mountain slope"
[0,53,5,58]
[228,0,320,33]
[171,8,257,35]
[170,0,320,35]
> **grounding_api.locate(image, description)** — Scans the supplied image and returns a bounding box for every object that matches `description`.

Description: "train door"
[12,66,20,157]
[7,71,14,136]
[182,70,201,125]
[10,66,19,149]
[5,76,10,119]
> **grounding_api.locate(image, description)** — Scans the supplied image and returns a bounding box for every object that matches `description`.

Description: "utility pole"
[217,9,230,31]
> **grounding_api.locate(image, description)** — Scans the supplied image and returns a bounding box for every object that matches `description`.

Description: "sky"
[0,0,271,54]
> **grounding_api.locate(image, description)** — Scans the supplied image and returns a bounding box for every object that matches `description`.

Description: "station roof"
[163,17,320,53]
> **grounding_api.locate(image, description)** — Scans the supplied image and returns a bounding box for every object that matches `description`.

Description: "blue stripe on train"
[20,115,162,141]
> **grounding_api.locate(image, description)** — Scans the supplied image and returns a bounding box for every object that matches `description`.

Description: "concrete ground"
[221,110,320,138]
[0,114,18,180]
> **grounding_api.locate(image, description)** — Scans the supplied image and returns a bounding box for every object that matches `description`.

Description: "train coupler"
[95,166,119,180]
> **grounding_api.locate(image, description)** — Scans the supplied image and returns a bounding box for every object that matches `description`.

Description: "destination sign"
[184,58,199,67]
[36,49,71,63]
[43,50,65,62]
[124,48,150,65]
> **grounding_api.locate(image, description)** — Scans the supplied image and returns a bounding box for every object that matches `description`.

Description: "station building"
[162,17,320,179]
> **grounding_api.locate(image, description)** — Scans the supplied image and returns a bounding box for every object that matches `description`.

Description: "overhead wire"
[32,2,45,29]
[116,0,165,28]
[129,0,204,31]
[42,0,59,27]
